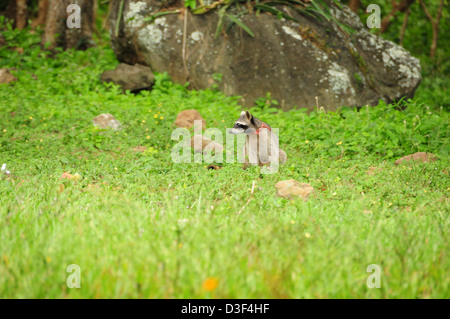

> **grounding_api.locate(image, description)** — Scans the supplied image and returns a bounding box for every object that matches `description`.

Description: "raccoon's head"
[229,111,261,135]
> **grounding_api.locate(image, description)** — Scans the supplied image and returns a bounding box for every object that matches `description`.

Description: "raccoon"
[229,111,287,168]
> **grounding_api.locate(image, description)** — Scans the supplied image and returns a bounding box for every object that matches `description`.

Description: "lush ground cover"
[0,20,448,298]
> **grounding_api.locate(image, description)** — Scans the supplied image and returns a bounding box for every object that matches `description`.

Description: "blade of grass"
[254,3,299,22]
[225,13,254,37]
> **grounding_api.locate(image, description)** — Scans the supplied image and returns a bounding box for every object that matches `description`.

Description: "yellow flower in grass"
[160,116,164,120]
[154,114,158,118]
[202,278,219,292]
[336,141,342,145]
[305,140,309,144]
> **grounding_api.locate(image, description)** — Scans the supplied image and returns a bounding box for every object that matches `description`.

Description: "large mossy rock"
[109,0,421,111]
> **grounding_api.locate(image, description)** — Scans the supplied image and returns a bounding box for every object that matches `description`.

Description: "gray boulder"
[108,0,421,110]
[101,63,155,92]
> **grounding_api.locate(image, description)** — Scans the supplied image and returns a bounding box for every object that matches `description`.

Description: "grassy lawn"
[0,25,449,298]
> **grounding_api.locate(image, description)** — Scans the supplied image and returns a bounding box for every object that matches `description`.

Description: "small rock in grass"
[93,113,122,130]
[174,109,206,130]
[0,69,17,84]
[275,179,299,189]
[275,179,314,201]
[394,152,437,166]
[191,134,223,154]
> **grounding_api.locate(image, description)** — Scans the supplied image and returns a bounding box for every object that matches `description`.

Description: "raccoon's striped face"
[229,122,249,134]
[229,111,255,135]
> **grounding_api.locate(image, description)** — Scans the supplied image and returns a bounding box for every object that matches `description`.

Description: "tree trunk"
[42,0,96,50]
[15,0,28,30]
[31,0,49,28]
[42,0,66,48]
[3,0,27,29]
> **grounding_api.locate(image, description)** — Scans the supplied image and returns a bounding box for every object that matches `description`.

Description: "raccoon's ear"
[245,111,258,125]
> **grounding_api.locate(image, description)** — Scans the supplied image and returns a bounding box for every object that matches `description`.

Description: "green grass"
[0,24,449,299]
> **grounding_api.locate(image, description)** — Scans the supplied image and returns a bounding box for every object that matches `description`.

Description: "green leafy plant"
[254,92,279,112]
[184,0,198,10]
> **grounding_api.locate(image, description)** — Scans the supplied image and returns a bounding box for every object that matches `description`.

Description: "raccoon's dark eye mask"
[236,123,248,130]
